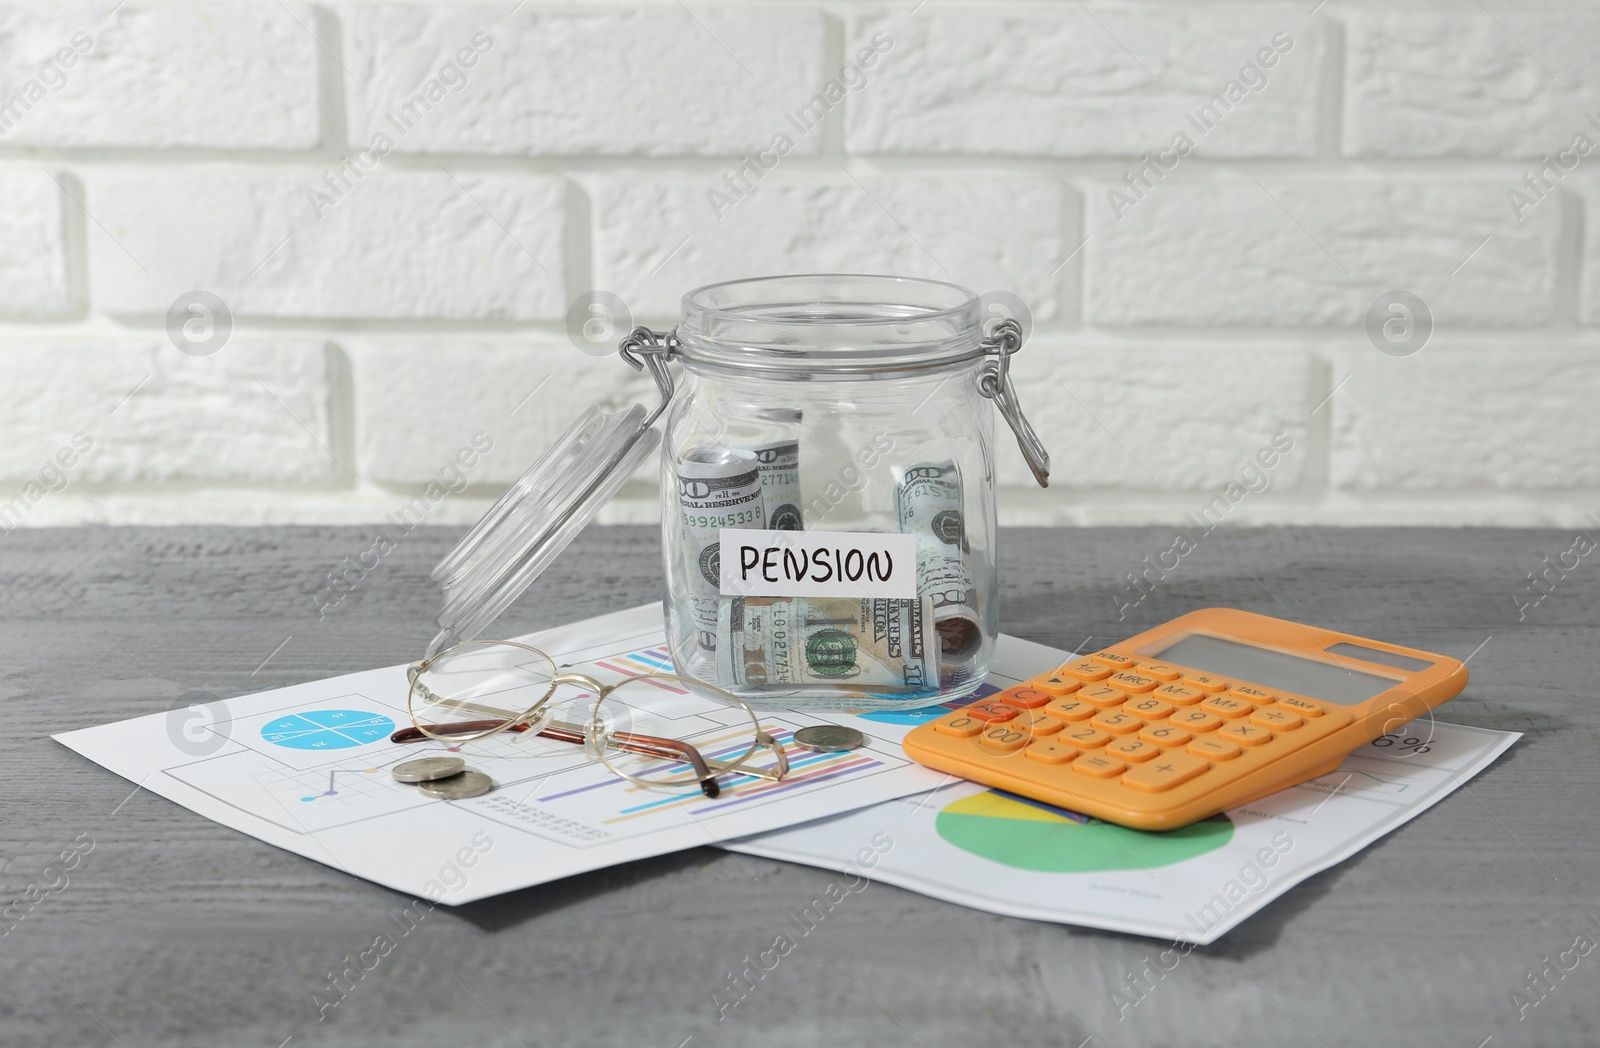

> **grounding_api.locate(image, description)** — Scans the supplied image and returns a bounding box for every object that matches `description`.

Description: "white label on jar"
[718,528,917,599]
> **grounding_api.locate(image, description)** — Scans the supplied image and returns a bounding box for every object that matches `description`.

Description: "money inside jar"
[896,460,982,665]
[676,447,764,651]
[747,438,802,531]
[717,595,938,689]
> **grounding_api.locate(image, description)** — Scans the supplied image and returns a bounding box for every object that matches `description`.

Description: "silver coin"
[418,769,494,800]
[793,725,867,753]
[392,756,466,784]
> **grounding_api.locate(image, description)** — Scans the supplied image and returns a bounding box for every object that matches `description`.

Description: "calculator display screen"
[1146,634,1398,705]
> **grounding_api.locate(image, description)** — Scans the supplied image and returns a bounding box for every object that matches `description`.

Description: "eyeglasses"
[391,640,789,798]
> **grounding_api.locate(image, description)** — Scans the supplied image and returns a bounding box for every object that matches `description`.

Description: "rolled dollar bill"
[895,460,982,664]
[677,447,764,651]
[717,595,939,689]
[749,439,802,531]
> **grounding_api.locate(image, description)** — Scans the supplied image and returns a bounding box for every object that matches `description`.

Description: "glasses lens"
[408,641,558,742]
[590,674,773,790]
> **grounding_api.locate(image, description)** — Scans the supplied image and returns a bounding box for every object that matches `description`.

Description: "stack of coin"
[391,756,494,799]
[793,725,867,753]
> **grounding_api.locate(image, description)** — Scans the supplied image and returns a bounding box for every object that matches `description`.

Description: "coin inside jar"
[792,725,867,753]
[392,756,467,783]
[418,769,494,800]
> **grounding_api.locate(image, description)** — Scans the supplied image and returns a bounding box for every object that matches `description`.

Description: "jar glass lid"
[423,330,677,657]
[675,273,984,375]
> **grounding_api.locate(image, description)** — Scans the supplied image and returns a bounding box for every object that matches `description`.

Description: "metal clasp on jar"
[978,317,1051,487]
[618,326,678,427]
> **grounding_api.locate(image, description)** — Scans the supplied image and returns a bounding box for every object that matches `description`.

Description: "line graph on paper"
[165,642,922,842]
[1295,755,1446,807]
[522,724,902,827]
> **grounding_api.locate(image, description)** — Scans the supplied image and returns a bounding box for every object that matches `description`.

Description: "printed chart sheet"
[56,604,954,904]
[730,700,1520,943]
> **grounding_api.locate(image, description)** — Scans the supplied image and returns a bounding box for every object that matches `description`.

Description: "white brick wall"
[4,0,1600,532]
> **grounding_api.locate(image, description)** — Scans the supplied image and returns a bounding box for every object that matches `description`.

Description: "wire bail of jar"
[618,326,679,429]
[978,317,1051,487]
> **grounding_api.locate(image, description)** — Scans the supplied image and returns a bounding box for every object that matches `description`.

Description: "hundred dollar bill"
[677,447,764,651]
[895,460,981,664]
[748,439,802,531]
[716,595,939,689]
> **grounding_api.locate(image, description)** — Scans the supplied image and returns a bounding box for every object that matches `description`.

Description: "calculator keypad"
[1106,671,1160,694]
[1200,695,1252,719]
[1073,754,1127,778]
[1122,752,1209,792]
[1154,683,1205,705]
[1045,698,1097,722]
[997,685,1053,710]
[1076,683,1128,708]
[911,650,1355,826]
[965,700,1019,723]
[1060,659,1113,682]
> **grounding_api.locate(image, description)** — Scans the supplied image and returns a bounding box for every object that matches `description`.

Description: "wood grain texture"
[1,525,1595,1048]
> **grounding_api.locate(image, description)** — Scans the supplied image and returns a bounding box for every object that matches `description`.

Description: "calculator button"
[1106,671,1159,694]
[1059,659,1113,682]
[1090,651,1137,669]
[933,713,986,738]
[1060,724,1113,750]
[1138,662,1182,681]
[1013,710,1064,736]
[1139,723,1191,747]
[1024,739,1078,765]
[1122,753,1209,793]
[1153,683,1205,706]
[1218,722,1273,747]
[1187,737,1243,761]
[977,724,1031,752]
[997,686,1053,710]
[1230,685,1275,706]
[1182,673,1229,693]
[1031,674,1082,697]
[1043,698,1097,722]
[1107,737,1160,763]
[1073,753,1128,779]
[1251,708,1303,732]
[1124,696,1174,721]
[1200,695,1252,719]
[1076,684,1128,709]
[963,700,1019,723]
[1092,711,1142,735]
[1170,708,1223,733]
[1277,696,1326,717]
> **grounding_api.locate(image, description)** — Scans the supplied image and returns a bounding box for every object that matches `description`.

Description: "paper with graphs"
[729,717,1519,943]
[55,604,951,904]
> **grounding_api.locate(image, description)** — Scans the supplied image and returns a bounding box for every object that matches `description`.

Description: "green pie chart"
[935,789,1234,873]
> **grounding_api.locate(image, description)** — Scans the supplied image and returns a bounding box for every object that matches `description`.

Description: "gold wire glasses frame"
[392,640,790,799]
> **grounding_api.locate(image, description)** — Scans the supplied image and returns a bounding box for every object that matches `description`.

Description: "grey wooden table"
[2,525,1595,1048]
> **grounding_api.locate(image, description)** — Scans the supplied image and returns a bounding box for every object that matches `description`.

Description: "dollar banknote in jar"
[716,595,938,689]
[748,439,802,531]
[895,460,981,665]
[746,407,803,531]
[677,447,764,651]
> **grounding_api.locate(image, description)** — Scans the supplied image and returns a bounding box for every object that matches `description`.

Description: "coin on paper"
[793,725,867,753]
[392,756,467,784]
[419,769,494,800]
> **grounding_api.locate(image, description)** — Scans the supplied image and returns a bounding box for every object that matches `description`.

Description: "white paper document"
[54,604,956,905]
[57,603,1518,937]
[729,709,1521,944]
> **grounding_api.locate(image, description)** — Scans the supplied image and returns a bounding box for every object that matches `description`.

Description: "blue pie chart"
[260,710,395,750]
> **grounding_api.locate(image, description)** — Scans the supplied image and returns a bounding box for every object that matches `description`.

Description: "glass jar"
[425,274,1049,712]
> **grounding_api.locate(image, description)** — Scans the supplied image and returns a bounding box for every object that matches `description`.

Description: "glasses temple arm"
[609,730,719,797]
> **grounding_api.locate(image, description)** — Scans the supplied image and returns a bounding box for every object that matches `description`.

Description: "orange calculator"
[903,609,1469,830]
